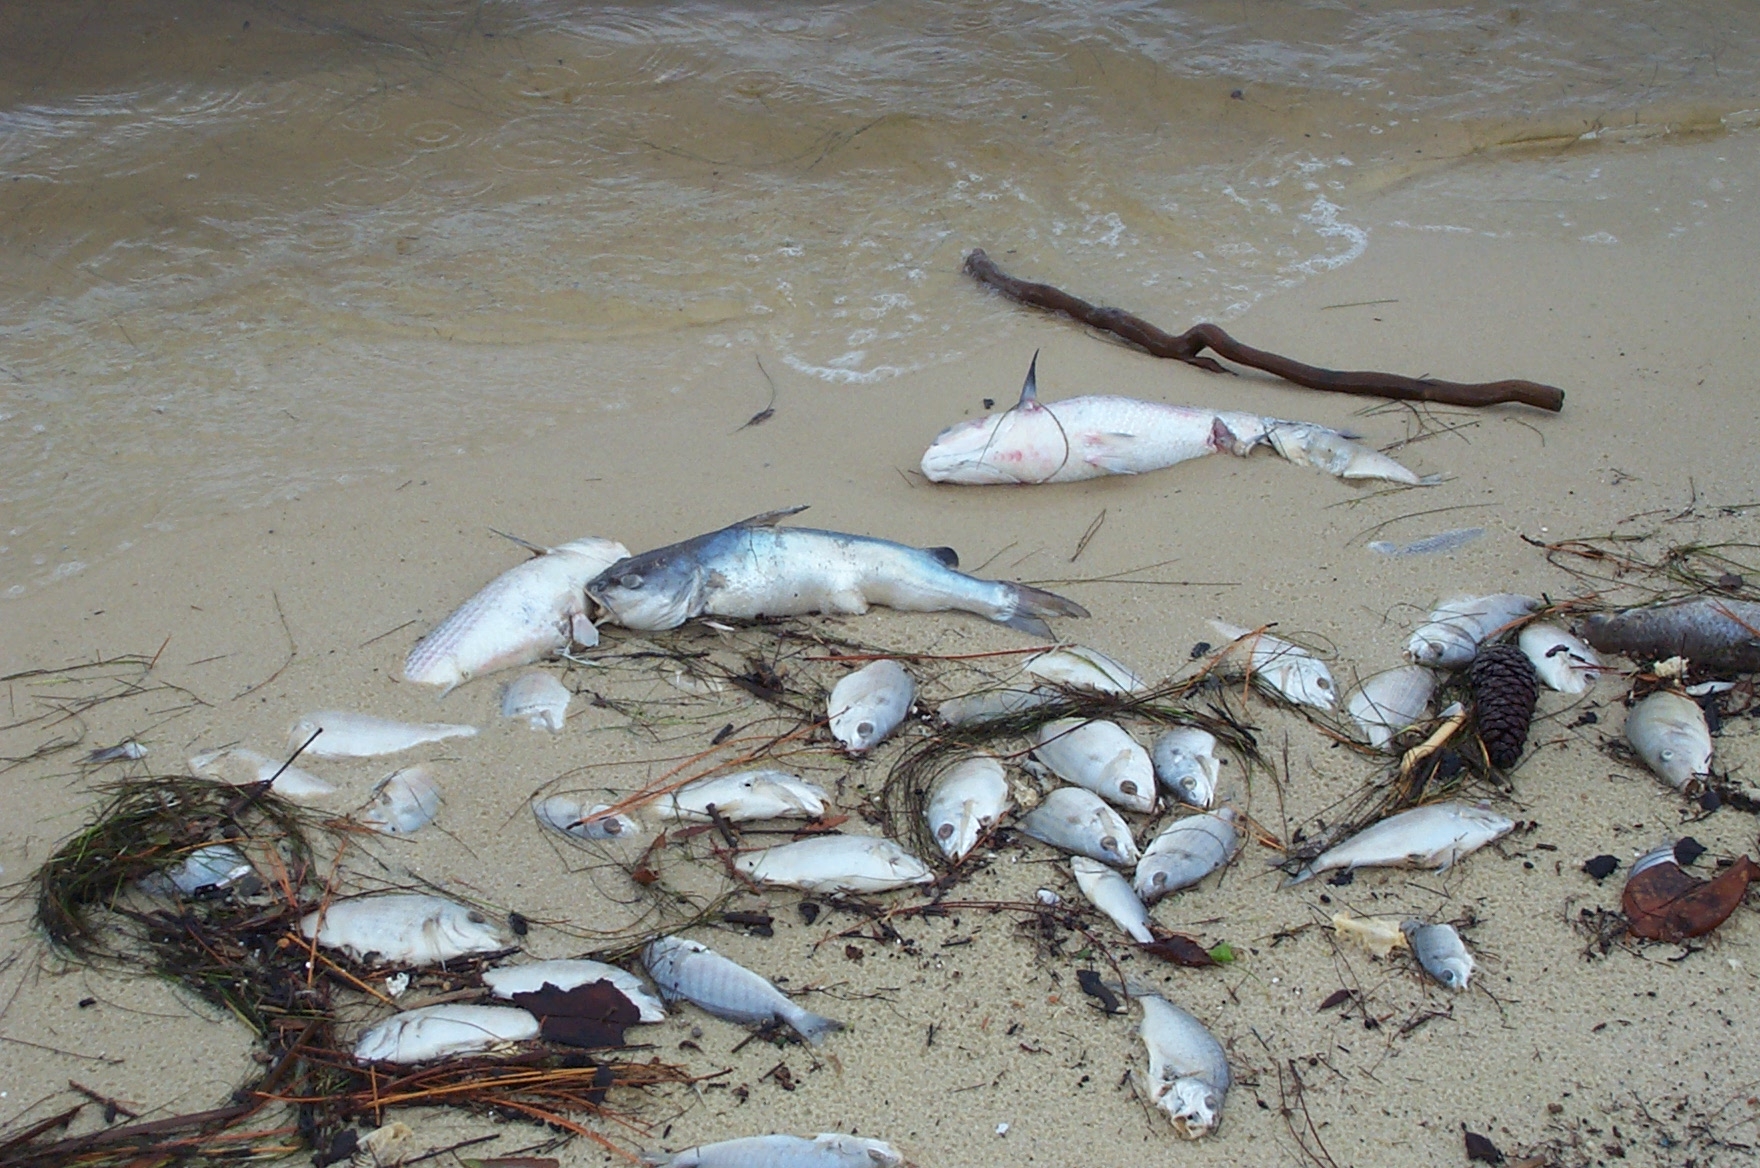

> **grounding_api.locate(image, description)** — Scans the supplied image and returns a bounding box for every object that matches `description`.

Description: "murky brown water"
[2,0,1756,595]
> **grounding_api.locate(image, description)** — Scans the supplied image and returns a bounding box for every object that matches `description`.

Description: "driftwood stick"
[964,248,1565,412]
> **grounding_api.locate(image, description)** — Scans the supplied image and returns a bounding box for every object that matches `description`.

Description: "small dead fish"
[1330,911,1408,959]
[936,687,1052,725]
[1517,623,1601,694]
[354,1004,538,1064]
[1017,787,1139,867]
[642,935,842,1045]
[1134,809,1238,904]
[500,671,572,732]
[1072,856,1154,943]
[188,747,336,801]
[1139,994,1230,1139]
[1031,718,1156,813]
[1023,645,1144,695]
[1583,596,1760,673]
[662,771,829,823]
[1624,690,1712,791]
[535,795,639,841]
[734,834,932,894]
[1209,621,1335,710]
[359,766,442,835]
[301,893,511,965]
[1150,727,1220,808]
[1287,802,1513,885]
[1346,665,1439,751]
[1406,594,1539,668]
[139,844,254,896]
[647,1133,904,1168]
[1401,920,1474,990]
[1366,527,1484,557]
[827,659,914,754]
[483,959,666,1022]
[85,740,147,764]
[925,755,1012,861]
[289,711,477,758]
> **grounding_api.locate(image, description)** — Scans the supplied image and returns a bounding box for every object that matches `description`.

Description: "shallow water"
[2,0,1756,594]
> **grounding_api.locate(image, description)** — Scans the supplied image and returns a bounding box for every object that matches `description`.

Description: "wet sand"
[3,127,1760,1167]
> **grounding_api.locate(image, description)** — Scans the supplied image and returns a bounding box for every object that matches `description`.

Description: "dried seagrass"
[1469,643,1538,768]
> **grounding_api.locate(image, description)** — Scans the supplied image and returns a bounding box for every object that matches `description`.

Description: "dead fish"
[483,959,666,1022]
[1032,718,1156,813]
[289,711,477,758]
[1367,527,1484,557]
[662,771,829,823]
[1347,665,1439,751]
[85,739,147,764]
[920,354,1421,486]
[1017,787,1139,867]
[301,893,511,965]
[1209,621,1336,710]
[1624,690,1712,791]
[353,1004,539,1064]
[1150,728,1221,809]
[188,746,336,801]
[1134,809,1238,904]
[936,687,1052,725]
[1406,594,1539,668]
[1023,645,1144,695]
[1517,623,1601,694]
[139,844,254,896]
[402,536,630,691]
[646,1134,904,1168]
[500,671,571,732]
[827,659,914,754]
[1583,596,1760,673]
[641,935,842,1045]
[925,755,1011,861]
[733,835,932,894]
[1287,802,1514,885]
[1139,994,1230,1139]
[585,507,1088,638]
[1072,856,1154,943]
[535,795,639,841]
[359,766,442,835]
[1400,920,1474,990]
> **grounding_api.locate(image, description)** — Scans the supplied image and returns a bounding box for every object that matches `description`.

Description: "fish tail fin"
[790,1007,845,1047]
[1003,583,1091,635]
[1282,865,1317,887]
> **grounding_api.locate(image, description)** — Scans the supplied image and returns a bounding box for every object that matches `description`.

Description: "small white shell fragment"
[384,972,410,997]
[1347,665,1439,751]
[1024,645,1144,695]
[1401,920,1475,989]
[1036,888,1061,906]
[1406,594,1539,668]
[827,659,915,754]
[359,766,442,835]
[483,959,666,1022]
[353,1003,539,1063]
[648,1133,904,1168]
[188,747,336,802]
[734,834,932,894]
[1031,718,1157,813]
[936,687,1053,725]
[300,893,510,965]
[1072,856,1154,943]
[1133,809,1238,904]
[535,795,639,841]
[1017,787,1139,867]
[289,711,477,759]
[1624,690,1713,791]
[662,771,829,823]
[1330,911,1409,959]
[1209,621,1336,710]
[500,671,571,732]
[1518,623,1601,694]
[1139,995,1230,1139]
[1150,727,1220,808]
[925,755,1012,861]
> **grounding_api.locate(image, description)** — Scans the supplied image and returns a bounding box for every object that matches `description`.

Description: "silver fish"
[301,893,510,965]
[1400,920,1474,990]
[1209,621,1336,710]
[641,935,842,1045]
[402,536,629,691]
[483,959,666,1022]
[534,795,639,840]
[924,755,1012,861]
[188,746,336,801]
[359,766,442,835]
[935,686,1052,725]
[139,844,254,896]
[500,671,572,732]
[1023,645,1144,695]
[289,711,477,759]
[1624,690,1712,791]
[1031,718,1156,813]
[1139,995,1229,1139]
[585,507,1088,638]
[1346,665,1439,751]
[1406,594,1539,668]
[827,659,915,755]
[1017,787,1139,867]
[734,834,932,894]
[647,1134,903,1168]
[1071,856,1154,943]
[662,771,829,823]
[1367,527,1485,557]
[1517,622,1601,694]
[354,1004,538,1064]
[85,739,147,764]
[1134,808,1238,904]
[1287,802,1514,885]
[1150,727,1220,808]
[1584,596,1760,673]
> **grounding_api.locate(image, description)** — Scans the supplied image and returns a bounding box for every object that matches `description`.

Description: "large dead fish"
[1286,802,1513,885]
[586,507,1088,638]
[647,1134,904,1168]
[919,355,1422,486]
[1583,597,1760,673]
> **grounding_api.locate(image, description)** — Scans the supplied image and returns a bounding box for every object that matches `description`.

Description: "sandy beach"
[4,6,1760,1166]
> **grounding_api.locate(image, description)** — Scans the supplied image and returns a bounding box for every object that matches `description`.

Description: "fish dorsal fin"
[1017,350,1041,406]
[733,505,810,529]
[489,528,549,558]
[922,546,959,568]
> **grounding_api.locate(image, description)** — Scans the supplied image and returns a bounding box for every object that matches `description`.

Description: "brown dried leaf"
[1622,855,1759,942]
[508,979,641,1049]
[1140,934,1219,967]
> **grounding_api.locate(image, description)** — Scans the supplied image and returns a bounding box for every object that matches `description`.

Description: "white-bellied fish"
[827,659,914,755]
[585,507,1088,638]
[402,536,629,691]
[301,893,510,965]
[936,687,1052,725]
[1210,621,1335,710]
[1134,809,1238,904]
[734,835,932,894]
[641,935,842,1045]
[534,795,639,841]
[1031,718,1156,813]
[500,671,572,732]
[289,711,476,759]
[661,771,829,823]
[1023,645,1144,695]
[359,766,442,835]
[1150,727,1221,808]
[1401,920,1474,989]
[138,844,254,896]
[1347,665,1439,751]
[1406,594,1539,668]
[925,755,1012,861]
[1287,802,1514,885]
[1072,856,1154,943]
[354,1004,539,1064]
[1624,690,1712,791]
[646,1134,903,1168]
[1584,596,1760,673]
[1017,787,1139,866]
[188,746,335,801]
[483,959,666,1022]
[1517,623,1601,694]
[1139,995,1230,1139]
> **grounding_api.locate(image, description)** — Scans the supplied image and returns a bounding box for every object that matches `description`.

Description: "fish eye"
[1317,677,1333,690]
[1179,778,1197,792]
[619,573,644,590]
[1153,872,1167,888]
[937,823,955,840]
[857,721,875,737]
[467,910,487,924]
[602,819,623,836]
[1120,780,1138,796]
[1659,748,1675,761]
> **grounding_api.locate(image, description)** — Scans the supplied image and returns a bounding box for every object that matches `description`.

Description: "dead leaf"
[509,980,641,1048]
[1140,934,1219,967]
[1622,854,1759,942]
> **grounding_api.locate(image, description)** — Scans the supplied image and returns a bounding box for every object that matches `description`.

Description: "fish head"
[1157,1075,1223,1139]
[436,903,513,954]
[1098,751,1158,814]
[586,549,706,630]
[931,798,982,861]
[918,412,1021,484]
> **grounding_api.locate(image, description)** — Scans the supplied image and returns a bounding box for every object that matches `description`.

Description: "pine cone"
[1470,643,1539,768]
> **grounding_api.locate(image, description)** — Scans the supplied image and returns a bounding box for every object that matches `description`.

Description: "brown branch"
[963,248,1565,412]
